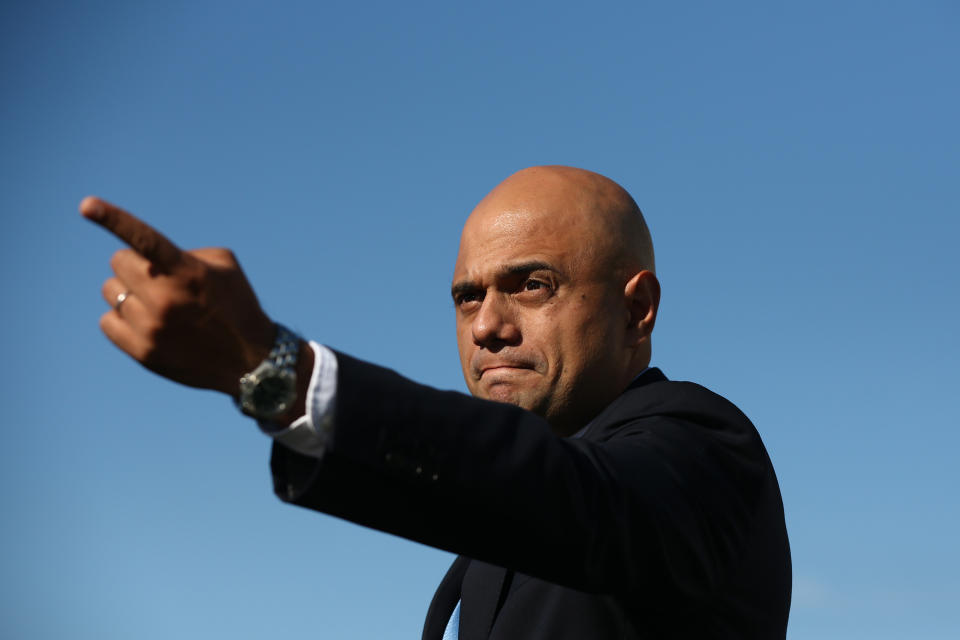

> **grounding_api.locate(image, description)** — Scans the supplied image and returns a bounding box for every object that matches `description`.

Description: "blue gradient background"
[2,1,958,638]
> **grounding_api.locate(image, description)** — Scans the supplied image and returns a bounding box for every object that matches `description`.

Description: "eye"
[455,291,483,310]
[523,279,547,291]
[518,278,553,299]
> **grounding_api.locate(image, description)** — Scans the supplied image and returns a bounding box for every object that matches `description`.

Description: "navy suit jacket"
[271,354,791,639]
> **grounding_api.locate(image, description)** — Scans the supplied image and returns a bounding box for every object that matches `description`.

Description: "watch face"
[253,376,289,409]
[240,369,297,419]
[237,327,299,420]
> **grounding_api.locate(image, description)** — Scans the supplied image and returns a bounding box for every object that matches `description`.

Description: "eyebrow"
[451,260,561,299]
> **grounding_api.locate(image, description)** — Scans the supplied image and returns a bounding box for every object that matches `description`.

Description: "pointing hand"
[81,197,277,395]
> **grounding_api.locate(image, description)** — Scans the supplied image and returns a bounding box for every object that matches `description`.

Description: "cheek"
[555,309,617,371]
[455,323,475,374]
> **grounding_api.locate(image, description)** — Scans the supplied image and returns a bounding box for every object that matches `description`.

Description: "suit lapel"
[459,560,511,640]
[422,556,470,640]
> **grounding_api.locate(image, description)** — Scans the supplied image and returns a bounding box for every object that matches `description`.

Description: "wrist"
[238,315,278,379]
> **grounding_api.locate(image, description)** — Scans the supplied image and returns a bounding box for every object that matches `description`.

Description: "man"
[84,166,791,638]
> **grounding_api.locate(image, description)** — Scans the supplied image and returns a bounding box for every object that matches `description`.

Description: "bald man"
[84,166,791,639]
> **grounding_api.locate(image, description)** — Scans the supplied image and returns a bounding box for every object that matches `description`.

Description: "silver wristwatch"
[236,324,300,420]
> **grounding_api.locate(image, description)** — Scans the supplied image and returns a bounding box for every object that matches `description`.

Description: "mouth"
[479,363,534,378]
[470,352,540,382]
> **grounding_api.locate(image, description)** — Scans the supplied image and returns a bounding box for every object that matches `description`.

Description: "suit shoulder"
[602,378,757,435]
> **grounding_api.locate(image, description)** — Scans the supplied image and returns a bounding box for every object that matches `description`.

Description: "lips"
[472,357,537,380]
[482,364,531,375]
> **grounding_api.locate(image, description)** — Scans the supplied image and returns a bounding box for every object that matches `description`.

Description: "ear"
[623,270,660,345]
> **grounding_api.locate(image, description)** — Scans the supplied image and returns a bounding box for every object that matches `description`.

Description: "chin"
[477,383,530,408]
[483,386,523,405]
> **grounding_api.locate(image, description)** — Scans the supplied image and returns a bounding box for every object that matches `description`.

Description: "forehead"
[453,205,587,282]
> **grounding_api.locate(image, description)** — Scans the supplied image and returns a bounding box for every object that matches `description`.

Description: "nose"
[472,294,520,349]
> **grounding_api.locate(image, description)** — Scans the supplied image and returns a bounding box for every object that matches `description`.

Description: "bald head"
[452,166,661,434]
[466,166,655,279]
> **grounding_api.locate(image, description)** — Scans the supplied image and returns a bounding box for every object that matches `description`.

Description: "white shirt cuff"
[257,341,337,458]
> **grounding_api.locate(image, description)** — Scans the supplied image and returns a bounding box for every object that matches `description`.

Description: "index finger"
[80,196,183,270]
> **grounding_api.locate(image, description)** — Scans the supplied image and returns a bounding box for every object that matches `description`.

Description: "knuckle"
[135,342,159,366]
[153,289,200,324]
[181,269,206,297]
[140,320,167,351]
[193,247,237,268]
[109,249,128,272]
[142,322,162,344]
[134,229,156,257]
[153,291,179,317]
[171,259,211,297]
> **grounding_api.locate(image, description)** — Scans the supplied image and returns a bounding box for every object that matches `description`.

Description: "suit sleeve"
[270,351,781,601]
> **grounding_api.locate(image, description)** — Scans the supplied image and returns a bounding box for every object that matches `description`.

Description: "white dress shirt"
[257,341,338,458]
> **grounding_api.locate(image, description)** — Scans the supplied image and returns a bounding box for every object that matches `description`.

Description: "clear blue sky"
[2,1,958,638]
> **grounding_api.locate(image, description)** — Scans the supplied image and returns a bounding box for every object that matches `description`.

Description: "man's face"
[452,201,630,435]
